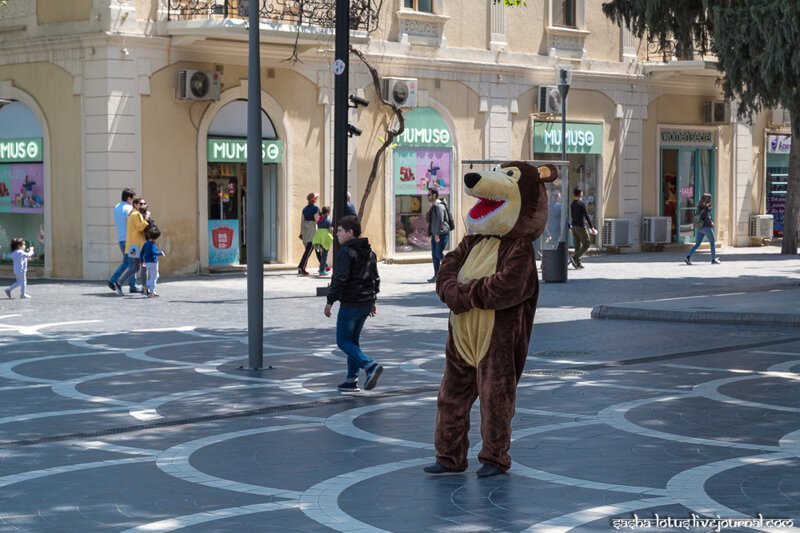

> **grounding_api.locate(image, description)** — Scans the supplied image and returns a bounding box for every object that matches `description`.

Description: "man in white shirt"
[107,188,141,293]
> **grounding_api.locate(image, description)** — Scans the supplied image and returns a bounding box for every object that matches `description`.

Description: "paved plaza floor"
[1,246,799,532]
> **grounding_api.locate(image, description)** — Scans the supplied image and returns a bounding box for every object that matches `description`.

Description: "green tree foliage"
[603,1,800,254]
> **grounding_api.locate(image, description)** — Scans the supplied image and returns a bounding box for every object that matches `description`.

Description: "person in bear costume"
[424,161,558,478]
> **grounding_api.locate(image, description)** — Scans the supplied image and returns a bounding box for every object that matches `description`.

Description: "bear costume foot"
[423,463,466,475]
[476,464,504,478]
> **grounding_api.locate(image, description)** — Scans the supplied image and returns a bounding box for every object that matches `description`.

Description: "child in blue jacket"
[140,228,166,297]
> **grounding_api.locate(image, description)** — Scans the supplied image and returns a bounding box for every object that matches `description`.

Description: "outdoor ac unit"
[538,86,562,115]
[641,216,672,244]
[178,69,221,101]
[772,106,791,126]
[703,100,730,124]
[749,214,774,238]
[602,218,631,247]
[383,77,417,108]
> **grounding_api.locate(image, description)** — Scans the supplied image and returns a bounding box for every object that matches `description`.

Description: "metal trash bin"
[541,241,568,283]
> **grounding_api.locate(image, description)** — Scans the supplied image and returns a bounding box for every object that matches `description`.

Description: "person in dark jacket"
[569,187,594,269]
[685,193,721,265]
[324,215,383,392]
[425,188,452,282]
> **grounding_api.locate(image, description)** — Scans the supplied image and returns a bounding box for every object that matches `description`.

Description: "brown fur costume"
[433,161,557,472]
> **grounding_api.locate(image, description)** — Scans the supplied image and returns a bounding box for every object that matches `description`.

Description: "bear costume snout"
[464,172,481,188]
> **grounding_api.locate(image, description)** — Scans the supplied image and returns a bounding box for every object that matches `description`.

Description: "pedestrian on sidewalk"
[323,215,383,393]
[425,188,452,282]
[4,237,35,299]
[685,193,720,265]
[297,192,321,276]
[116,196,149,295]
[108,188,139,294]
[569,187,594,269]
[345,191,357,217]
[140,227,166,298]
[312,206,333,277]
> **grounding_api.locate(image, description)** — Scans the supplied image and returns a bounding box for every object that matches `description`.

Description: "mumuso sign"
[532,122,603,155]
[0,138,43,163]
[207,138,283,163]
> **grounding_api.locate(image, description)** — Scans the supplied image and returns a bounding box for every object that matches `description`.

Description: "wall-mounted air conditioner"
[749,215,774,239]
[178,69,221,101]
[383,77,418,108]
[538,86,562,115]
[703,100,730,124]
[771,107,791,126]
[602,218,631,247]
[641,216,672,244]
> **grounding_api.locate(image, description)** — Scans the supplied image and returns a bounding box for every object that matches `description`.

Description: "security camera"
[347,124,363,137]
[349,94,370,108]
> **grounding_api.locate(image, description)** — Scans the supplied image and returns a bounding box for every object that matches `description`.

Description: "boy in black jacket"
[324,216,383,392]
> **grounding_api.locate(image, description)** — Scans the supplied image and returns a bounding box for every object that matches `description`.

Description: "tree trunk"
[349,46,404,220]
[782,93,800,254]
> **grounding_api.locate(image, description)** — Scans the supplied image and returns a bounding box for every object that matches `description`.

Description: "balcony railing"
[646,36,711,62]
[167,0,382,31]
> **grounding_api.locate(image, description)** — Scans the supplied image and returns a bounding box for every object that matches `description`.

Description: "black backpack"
[440,199,455,232]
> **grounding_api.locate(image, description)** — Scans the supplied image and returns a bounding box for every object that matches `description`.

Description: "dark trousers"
[298,242,321,272]
[571,226,591,264]
[431,233,450,274]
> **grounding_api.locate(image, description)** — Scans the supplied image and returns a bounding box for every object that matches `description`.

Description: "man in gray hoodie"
[425,188,451,282]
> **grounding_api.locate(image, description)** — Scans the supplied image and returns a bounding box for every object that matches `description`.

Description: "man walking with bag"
[426,188,452,283]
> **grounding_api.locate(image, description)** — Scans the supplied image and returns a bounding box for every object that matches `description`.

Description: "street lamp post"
[542,68,571,283]
[558,68,570,163]
[242,0,267,370]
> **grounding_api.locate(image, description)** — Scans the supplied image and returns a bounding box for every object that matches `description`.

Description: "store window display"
[392,107,454,254]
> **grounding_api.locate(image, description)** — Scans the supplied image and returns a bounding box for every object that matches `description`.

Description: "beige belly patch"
[450,238,500,367]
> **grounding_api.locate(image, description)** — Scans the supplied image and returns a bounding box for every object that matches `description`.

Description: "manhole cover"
[729,331,786,338]
[523,369,588,377]
[532,350,599,358]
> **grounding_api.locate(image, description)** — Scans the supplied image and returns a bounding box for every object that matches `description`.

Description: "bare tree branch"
[349,45,404,220]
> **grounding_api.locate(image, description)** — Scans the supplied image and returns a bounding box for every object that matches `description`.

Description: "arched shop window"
[206,99,282,266]
[392,107,453,254]
[0,102,44,267]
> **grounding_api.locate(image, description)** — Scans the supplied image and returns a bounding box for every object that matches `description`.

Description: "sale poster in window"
[0,163,44,214]
[208,219,240,265]
[414,149,450,195]
[393,149,419,195]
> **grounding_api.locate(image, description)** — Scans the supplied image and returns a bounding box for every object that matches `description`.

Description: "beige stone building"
[0,0,788,279]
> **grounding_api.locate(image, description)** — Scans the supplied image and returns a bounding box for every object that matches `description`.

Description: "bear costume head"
[463,161,558,239]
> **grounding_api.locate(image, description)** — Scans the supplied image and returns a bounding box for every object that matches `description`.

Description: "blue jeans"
[110,241,136,288]
[336,305,374,379]
[688,227,716,260]
[431,233,449,274]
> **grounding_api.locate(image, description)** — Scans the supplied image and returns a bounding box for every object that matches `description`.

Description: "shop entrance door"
[239,163,278,264]
[661,148,714,243]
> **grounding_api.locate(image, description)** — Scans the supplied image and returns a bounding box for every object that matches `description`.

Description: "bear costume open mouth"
[468,198,506,220]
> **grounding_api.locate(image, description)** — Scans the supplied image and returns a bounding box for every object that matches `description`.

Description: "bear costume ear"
[537,164,559,183]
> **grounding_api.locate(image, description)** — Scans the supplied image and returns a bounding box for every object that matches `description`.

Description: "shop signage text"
[660,129,714,147]
[768,134,791,154]
[532,122,603,155]
[207,138,283,163]
[396,108,453,147]
[0,138,43,163]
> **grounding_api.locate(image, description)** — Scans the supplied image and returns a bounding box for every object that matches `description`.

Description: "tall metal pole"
[244,0,265,370]
[558,68,569,163]
[333,0,350,245]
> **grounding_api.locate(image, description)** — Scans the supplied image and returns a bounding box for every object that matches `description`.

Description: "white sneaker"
[4,288,10,299]
[20,294,31,299]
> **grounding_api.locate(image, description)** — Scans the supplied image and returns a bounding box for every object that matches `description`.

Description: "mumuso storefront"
[532,120,603,247]
[0,102,45,271]
[658,127,715,243]
[766,134,789,237]
[391,107,453,256]
[206,100,282,267]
